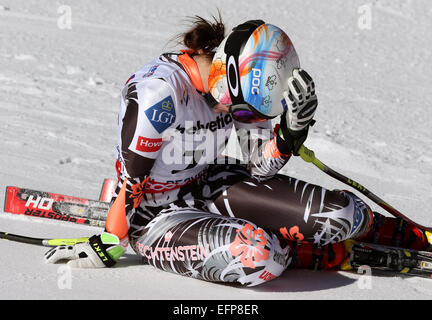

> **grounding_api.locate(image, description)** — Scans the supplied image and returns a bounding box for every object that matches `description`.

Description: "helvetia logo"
[175,113,233,134]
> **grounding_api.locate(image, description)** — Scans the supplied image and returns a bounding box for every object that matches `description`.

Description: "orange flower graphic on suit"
[129,177,149,208]
[280,226,304,242]
[229,223,270,269]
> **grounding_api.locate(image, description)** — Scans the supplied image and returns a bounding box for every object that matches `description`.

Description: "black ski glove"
[276,114,314,156]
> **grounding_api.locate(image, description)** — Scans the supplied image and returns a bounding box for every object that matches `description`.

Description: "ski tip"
[426,231,432,245]
[340,258,353,271]
[4,186,17,212]
[99,179,117,203]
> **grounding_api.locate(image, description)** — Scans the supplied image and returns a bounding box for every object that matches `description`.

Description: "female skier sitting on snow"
[45,16,430,286]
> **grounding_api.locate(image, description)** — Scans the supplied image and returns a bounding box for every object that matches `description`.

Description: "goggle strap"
[203,92,219,109]
[224,20,265,106]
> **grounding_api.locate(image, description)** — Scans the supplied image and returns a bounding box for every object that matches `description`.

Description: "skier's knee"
[229,223,289,287]
[313,190,373,244]
[339,190,374,240]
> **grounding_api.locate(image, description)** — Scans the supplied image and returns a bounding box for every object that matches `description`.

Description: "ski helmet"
[208,20,300,123]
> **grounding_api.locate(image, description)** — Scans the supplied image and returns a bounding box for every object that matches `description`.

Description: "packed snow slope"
[0,0,431,300]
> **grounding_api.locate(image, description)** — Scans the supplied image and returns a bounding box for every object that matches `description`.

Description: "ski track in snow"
[0,0,431,299]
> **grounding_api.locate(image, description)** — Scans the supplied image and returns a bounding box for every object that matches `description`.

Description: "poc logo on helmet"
[251,68,261,95]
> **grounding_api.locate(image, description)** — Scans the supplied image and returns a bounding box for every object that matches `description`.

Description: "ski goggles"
[204,92,269,123]
[229,104,269,123]
[204,91,270,123]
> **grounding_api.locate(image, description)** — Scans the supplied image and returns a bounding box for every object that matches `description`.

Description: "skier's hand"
[283,69,318,132]
[44,232,125,268]
[276,69,318,156]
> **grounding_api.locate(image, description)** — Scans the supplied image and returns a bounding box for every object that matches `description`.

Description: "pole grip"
[298,145,325,171]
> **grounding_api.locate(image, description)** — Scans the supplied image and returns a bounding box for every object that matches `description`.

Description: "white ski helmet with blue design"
[209,20,300,119]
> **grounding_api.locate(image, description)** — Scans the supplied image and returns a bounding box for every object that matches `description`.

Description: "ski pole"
[297,145,432,233]
[0,232,89,247]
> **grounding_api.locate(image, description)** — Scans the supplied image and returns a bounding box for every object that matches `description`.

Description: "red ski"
[3,186,110,227]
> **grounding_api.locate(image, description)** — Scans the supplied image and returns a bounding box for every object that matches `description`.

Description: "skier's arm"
[45,79,178,268]
[106,78,177,241]
[235,121,291,182]
[237,69,318,182]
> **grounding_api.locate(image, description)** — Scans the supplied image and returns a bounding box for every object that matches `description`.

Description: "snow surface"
[0,0,431,300]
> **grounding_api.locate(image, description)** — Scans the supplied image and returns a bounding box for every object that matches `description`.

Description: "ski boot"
[288,241,348,270]
[356,212,432,251]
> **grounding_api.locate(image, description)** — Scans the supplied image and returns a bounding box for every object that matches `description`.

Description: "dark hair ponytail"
[178,12,225,57]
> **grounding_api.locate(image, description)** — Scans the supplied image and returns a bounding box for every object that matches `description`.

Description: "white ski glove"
[44,232,125,268]
[276,69,318,156]
[283,68,318,132]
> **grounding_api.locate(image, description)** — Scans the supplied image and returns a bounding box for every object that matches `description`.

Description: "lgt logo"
[145,96,176,133]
